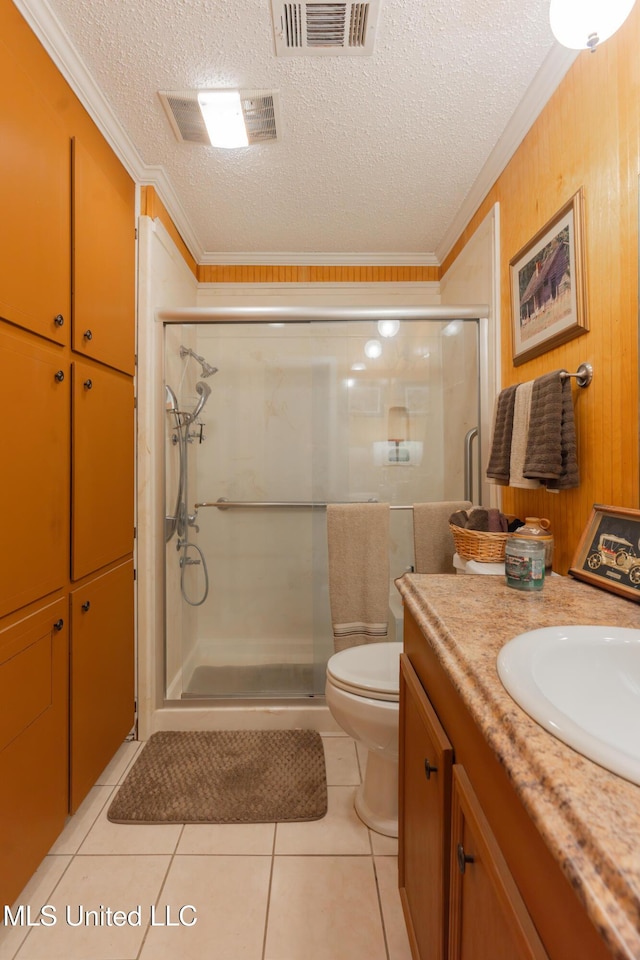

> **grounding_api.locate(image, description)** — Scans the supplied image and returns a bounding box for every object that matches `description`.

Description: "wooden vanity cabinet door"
[0,325,69,618]
[399,654,453,960]
[71,359,134,581]
[71,137,135,375]
[70,559,134,811]
[448,765,548,960]
[0,43,70,345]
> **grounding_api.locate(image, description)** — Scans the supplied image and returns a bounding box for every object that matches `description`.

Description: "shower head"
[179,345,218,378]
[189,380,212,422]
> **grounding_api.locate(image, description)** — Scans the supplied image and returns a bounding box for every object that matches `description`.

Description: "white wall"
[136,216,198,737]
[440,204,501,507]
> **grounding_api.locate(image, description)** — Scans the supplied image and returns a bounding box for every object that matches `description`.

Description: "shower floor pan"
[182,662,327,699]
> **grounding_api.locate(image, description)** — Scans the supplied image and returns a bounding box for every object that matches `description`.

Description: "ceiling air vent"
[158,90,280,145]
[271,1,380,56]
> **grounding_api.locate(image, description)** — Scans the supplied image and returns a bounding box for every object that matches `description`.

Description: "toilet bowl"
[325,641,402,837]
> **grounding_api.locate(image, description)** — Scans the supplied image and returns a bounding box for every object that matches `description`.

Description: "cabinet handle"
[54,370,65,382]
[53,619,64,632]
[424,758,438,780]
[83,379,93,390]
[53,314,64,327]
[456,843,475,875]
[83,329,93,341]
[81,600,91,612]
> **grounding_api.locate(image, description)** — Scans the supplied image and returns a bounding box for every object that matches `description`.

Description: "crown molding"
[435,43,579,265]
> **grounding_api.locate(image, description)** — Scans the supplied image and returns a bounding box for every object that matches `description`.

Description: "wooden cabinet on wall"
[71,360,135,581]
[0,3,136,906]
[0,599,69,908]
[400,611,613,960]
[70,560,135,810]
[0,41,70,345]
[72,137,135,375]
[0,325,69,618]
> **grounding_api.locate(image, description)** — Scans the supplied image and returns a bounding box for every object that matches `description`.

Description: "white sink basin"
[497,625,640,786]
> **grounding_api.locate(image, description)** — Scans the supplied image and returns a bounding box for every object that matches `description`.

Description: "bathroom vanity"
[396,573,640,960]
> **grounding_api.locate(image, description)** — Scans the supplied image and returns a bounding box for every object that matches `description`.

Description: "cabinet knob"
[81,600,91,612]
[53,314,64,327]
[53,618,64,632]
[54,370,65,382]
[424,758,438,780]
[456,843,475,875]
[83,379,93,390]
[83,329,93,341]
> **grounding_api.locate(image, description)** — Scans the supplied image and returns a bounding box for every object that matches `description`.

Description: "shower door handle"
[464,427,478,503]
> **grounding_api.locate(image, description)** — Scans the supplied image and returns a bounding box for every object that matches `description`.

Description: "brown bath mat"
[107,729,327,824]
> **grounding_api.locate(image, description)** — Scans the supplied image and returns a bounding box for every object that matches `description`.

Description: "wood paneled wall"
[443,9,640,573]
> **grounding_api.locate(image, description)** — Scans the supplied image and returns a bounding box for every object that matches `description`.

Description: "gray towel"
[486,385,518,484]
[523,371,579,490]
[326,503,390,652]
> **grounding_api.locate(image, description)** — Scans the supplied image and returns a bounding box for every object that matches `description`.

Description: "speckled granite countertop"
[395,573,640,960]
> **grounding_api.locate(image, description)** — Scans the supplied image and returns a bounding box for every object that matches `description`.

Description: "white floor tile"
[0,856,71,960]
[48,786,113,856]
[265,856,387,960]
[370,829,399,856]
[14,855,170,960]
[177,822,275,856]
[139,855,271,960]
[322,736,361,785]
[274,786,371,855]
[77,812,182,857]
[375,856,413,960]
[94,741,143,786]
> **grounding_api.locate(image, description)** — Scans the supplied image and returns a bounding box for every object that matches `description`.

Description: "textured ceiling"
[36,0,561,260]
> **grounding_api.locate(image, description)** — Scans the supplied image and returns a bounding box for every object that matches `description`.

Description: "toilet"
[325,641,402,837]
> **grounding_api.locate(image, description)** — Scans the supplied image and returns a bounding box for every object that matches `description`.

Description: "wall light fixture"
[549,0,636,50]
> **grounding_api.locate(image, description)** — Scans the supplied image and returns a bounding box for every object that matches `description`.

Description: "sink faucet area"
[497,625,640,786]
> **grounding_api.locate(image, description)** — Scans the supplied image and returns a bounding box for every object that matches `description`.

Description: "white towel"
[509,382,542,489]
[326,503,389,652]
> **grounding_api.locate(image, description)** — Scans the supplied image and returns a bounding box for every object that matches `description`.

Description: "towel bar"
[196,498,415,510]
[560,362,593,388]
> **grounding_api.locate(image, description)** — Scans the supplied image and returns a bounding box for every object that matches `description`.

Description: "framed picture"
[569,505,640,602]
[510,188,588,365]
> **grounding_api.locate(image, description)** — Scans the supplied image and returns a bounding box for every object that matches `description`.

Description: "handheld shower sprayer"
[188,381,212,423]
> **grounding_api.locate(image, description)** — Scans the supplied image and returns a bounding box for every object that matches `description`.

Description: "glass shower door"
[164,318,479,700]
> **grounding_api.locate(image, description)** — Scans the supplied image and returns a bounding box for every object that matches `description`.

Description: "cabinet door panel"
[0,598,68,907]
[0,43,70,345]
[0,325,69,617]
[448,766,548,960]
[399,655,453,960]
[72,138,135,374]
[71,360,134,580]
[70,560,134,810]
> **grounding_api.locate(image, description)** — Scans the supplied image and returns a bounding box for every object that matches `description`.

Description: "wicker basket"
[449,523,508,563]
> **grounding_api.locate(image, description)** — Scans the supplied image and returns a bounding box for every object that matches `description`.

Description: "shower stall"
[164,314,481,702]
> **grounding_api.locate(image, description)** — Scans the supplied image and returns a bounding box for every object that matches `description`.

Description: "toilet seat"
[326,641,402,703]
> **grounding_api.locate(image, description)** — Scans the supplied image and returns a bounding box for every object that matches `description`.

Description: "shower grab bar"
[196,497,415,510]
[464,427,478,503]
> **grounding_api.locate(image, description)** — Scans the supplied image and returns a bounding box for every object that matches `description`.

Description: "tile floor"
[0,733,412,960]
